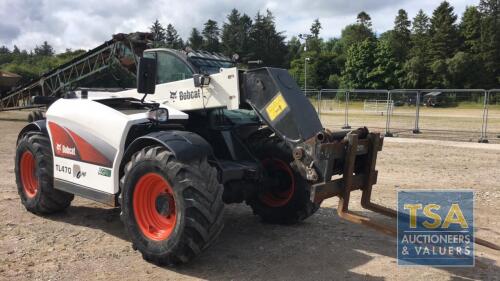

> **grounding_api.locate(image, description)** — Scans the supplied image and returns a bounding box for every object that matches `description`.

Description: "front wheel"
[120,145,224,265]
[246,132,320,224]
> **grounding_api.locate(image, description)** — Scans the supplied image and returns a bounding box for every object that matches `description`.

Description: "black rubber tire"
[120,145,224,265]
[27,112,34,123]
[34,110,44,121]
[15,132,74,214]
[246,131,320,224]
[27,111,44,123]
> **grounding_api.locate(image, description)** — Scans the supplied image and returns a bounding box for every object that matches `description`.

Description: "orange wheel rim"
[20,151,38,198]
[133,173,176,241]
[260,159,295,207]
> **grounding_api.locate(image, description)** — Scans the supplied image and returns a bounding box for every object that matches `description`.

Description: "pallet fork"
[310,132,500,251]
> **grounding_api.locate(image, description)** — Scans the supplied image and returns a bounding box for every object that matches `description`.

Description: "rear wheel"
[15,132,74,214]
[27,112,34,123]
[27,110,44,123]
[246,131,320,224]
[120,145,224,265]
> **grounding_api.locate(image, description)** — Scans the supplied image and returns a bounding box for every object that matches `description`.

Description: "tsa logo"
[397,190,474,266]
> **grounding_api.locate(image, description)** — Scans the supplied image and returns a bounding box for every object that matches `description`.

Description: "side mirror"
[193,74,211,88]
[137,57,157,94]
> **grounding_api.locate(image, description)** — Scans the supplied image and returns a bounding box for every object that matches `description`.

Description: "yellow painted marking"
[266,93,288,121]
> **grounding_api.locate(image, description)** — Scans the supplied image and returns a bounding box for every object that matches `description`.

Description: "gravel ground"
[0,112,499,281]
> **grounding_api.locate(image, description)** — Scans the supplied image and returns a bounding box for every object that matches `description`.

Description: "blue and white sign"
[397,190,474,266]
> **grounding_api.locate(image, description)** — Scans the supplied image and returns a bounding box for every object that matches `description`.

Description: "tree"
[341,39,376,89]
[324,38,346,81]
[34,41,54,56]
[460,6,482,53]
[478,0,500,86]
[316,52,341,89]
[428,1,460,87]
[412,10,432,55]
[404,56,429,88]
[150,19,166,47]
[307,19,323,53]
[479,0,500,13]
[339,24,375,49]
[288,19,328,88]
[289,54,319,89]
[289,50,331,90]
[202,19,220,52]
[285,36,302,67]
[0,46,12,65]
[456,6,484,87]
[357,11,372,27]
[12,45,20,55]
[0,46,9,54]
[369,38,401,89]
[339,12,375,51]
[392,9,411,62]
[310,19,322,38]
[188,28,203,50]
[429,59,449,87]
[237,14,253,59]
[429,1,459,61]
[222,9,242,55]
[447,51,482,88]
[404,10,431,88]
[248,10,287,67]
[221,9,252,58]
[165,24,183,49]
[1,44,86,85]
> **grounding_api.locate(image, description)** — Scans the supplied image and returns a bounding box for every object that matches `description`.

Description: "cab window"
[144,51,193,84]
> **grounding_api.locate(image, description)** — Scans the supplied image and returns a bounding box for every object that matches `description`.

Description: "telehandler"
[15,48,497,265]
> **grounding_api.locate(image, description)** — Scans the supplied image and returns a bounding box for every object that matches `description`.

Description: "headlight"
[147,108,169,122]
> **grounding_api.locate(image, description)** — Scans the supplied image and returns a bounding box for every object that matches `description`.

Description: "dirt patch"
[0,116,499,280]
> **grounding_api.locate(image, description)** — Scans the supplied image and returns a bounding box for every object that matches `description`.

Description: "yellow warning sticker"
[266,93,288,121]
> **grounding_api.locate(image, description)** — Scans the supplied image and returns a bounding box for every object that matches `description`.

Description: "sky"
[0,0,478,52]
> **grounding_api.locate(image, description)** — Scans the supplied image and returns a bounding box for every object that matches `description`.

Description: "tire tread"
[15,132,74,214]
[246,130,319,224]
[120,145,224,265]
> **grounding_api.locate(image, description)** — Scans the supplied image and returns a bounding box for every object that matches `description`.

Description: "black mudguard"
[17,120,48,144]
[122,130,213,164]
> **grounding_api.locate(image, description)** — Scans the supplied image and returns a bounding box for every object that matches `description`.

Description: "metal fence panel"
[314,89,496,143]
[484,90,500,143]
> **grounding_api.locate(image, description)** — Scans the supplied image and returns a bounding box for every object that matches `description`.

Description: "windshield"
[144,49,235,77]
[187,51,234,75]
[188,57,234,75]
